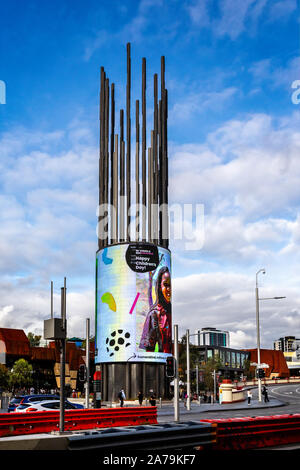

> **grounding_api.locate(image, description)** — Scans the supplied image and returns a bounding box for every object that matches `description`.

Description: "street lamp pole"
[255,269,285,402]
[186,329,191,410]
[174,324,180,422]
[255,268,265,402]
[85,318,90,409]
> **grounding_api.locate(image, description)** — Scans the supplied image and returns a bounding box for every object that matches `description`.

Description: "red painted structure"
[201,414,300,450]
[0,407,157,438]
[0,328,94,368]
[244,348,289,378]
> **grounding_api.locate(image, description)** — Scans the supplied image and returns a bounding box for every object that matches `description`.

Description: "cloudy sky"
[0,0,299,349]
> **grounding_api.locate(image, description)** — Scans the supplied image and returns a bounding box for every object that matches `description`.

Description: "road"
[0,384,300,452]
[156,383,300,423]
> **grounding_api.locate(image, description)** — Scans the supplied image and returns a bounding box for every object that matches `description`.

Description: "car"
[7,396,24,413]
[8,394,84,412]
[15,400,81,412]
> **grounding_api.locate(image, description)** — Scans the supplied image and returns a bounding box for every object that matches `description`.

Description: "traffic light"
[93,370,101,408]
[78,364,86,382]
[166,356,176,378]
[256,368,265,379]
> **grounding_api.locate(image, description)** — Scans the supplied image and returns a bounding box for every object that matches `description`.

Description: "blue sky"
[0,0,299,349]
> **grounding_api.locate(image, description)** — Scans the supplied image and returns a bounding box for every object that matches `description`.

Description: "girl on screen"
[139,266,172,353]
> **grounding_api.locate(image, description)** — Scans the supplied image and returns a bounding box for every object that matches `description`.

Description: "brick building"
[0,328,94,391]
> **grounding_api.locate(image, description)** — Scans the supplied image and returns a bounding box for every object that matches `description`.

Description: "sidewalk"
[68,397,285,414]
[156,398,285,416]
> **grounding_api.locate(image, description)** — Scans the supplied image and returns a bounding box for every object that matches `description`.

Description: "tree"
[81,336,95,350]
[27,332,41,347]
[202,356,223,392]
[243,358,254,379]
[178,335,202,387]
[0,364,10,391]
[9,359,33,390]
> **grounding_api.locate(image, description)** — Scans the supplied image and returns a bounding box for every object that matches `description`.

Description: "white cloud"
[1,110,300,347]
[187,0,269,40]
[267,0,297,23]
[170,112,300,220]
[0,286,95,339]
[172,271,300,348]
[169,87,238,123]
[249,56,300,89]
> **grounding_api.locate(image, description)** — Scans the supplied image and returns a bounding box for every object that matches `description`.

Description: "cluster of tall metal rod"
[98,43,169,250]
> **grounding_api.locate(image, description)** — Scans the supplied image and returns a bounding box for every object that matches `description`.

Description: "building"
[274,336,300,352]
[178,340,250,381]
[194,327,230,348]
[273,336,300,376]
[0,328,94,391]
[195,345,249,379]
[244,348,290,378]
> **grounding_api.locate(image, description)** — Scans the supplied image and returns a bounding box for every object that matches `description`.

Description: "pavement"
[79,397,285,416]
[155,398,285,416]
[0,396,285,415]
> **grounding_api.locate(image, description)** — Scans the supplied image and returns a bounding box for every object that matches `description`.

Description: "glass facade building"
[194,328,230,348]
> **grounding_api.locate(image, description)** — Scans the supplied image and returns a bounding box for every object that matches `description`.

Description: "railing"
[0,407,157,438]
[245,376,300,386]
[201,414,300,450]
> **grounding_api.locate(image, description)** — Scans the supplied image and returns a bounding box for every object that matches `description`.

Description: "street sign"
[251,362,269,368]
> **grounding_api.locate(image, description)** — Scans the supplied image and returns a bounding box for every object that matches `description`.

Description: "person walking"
[247,390,252,405]
[138,391,144,406]
[149,394,156,406]
[118,388,126,407]
[262,386,269,403]
[183,391,187,408]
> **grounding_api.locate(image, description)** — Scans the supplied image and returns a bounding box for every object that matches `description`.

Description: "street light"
[186,330,202,410]
[255,269,286,402]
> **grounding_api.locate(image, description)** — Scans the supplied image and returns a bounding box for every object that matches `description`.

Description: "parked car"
[15,400,81,412]
[7,396,24,413]
[8,394,84,412]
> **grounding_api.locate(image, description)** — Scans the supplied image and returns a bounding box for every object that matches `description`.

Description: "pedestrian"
[262,386,269,403]
[118,388,126,407]
[149,394,156,406]
[183,391,187,408]
[247,390,252,405]
[138,391,143,406]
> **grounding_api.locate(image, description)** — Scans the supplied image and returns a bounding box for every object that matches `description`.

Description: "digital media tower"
[95,43,171,400]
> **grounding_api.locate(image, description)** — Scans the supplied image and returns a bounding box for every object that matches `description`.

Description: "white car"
[15,400,79,412]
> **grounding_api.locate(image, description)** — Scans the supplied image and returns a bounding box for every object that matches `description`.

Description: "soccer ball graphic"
[106,330,131,357]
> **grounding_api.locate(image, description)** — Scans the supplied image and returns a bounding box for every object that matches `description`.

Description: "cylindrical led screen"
[95,242,171,363]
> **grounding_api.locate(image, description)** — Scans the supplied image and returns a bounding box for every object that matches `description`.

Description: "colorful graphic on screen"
[95,243,171,363]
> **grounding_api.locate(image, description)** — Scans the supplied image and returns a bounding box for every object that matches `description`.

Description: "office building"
[194,327,230,348]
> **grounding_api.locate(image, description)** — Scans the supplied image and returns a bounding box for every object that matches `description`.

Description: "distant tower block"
[96,44,171,400]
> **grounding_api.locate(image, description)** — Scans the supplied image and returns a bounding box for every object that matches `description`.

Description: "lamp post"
[174,324,180,422]
[186,329,191,410]
[255,269,285,402]
[85,318,90,409]
[185,330,201,410]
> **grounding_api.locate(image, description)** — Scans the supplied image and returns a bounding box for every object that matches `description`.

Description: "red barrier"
[0,407,157,438]
[201,414,300,450]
